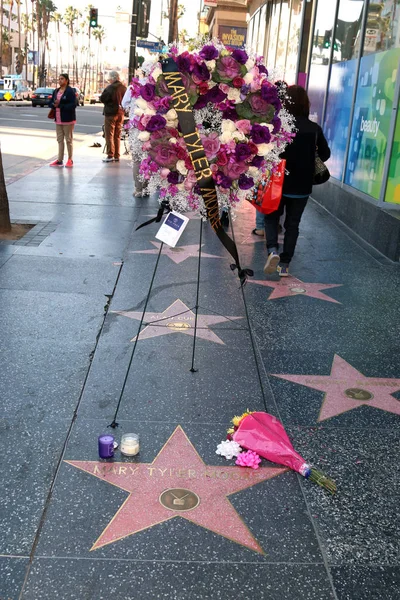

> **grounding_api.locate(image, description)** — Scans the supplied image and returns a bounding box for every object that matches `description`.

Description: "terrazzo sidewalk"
[0,146,399,600]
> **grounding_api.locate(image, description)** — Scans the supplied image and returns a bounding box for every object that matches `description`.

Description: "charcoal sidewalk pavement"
[1,143,399,600]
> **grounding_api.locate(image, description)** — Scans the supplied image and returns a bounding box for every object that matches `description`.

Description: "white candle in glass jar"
[121,433,140,456]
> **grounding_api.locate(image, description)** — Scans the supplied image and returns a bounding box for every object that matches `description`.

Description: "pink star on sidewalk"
[131,242,223,264]
[272,354,400,421]
[113,299,243,345]
[248,276,342,303]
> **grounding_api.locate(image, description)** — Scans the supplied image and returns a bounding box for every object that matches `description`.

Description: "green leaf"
[236,101,254,120]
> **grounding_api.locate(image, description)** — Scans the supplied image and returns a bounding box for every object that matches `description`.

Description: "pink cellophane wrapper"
[232,412,307,474]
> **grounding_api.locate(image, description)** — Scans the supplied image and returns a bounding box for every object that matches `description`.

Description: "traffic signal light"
[137,0,151,38]
[89,8,98,28]
[323,30,331,49]
[15,56,22,74]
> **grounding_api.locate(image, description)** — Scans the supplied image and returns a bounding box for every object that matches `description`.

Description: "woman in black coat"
[264,85,331,276]
[48,73,77,168]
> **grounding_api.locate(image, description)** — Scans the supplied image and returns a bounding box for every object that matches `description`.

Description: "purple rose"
[167,171,180,184]
[176,54,191,73]
[140,83,156,102]
[192,62,210,82]
[235,143,253,162]
[217,56,241,80]
[251,123,271,145]
[199,45,219,61]
[222,106,238,121]
[251,155,264,168]
[238,174,254,190]
[146,115,167,132]
[249,93,270,116]
[272,115,282,134]
[258,65,268,75]
[231,49,248,64]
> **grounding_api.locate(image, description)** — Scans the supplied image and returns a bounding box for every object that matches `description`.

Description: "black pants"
[264,195,309,265]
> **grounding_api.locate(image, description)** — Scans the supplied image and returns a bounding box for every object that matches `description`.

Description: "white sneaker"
[263,252,280,274]
[102,156,114,163]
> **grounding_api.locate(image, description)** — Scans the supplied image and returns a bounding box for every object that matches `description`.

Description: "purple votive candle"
[98,434,115,459]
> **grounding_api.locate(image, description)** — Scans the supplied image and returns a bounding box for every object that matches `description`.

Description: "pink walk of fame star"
[66,427,286,553]
[112,299,243,345]
[273,354,400,421]
[249,276,342,303]
[131,242,223,264]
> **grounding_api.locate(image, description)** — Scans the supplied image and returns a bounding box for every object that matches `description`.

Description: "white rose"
[166,108,178,120]
[151,67,162,81]
[266,123,274,132]
[219,131,233,144]
[138,131,150,141]
[136,98,148,110]
[133,108,144,116]
[227,88,241,104]
[176,160,188,175]
[169,137,177,144]
[248,166,259,177]
[205,60,216,71]
[257,143,274,156]
[221,119,237,133]
[144,108,156,116]
[208,80,217,88]
[232,131,246,141]
[176,183,185,191]
[245,58,255,70]
[244,70,255,85]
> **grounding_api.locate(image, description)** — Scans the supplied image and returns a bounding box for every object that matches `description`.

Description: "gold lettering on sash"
[200,188,220,229]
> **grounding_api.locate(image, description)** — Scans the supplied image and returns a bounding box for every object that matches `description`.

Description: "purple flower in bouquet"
[251,123,271,145]
[272,115,282,134]
[218,173,233,189]
[208,86,228,104]
[231,49,248,65]
[146,115,167,132]
[193,94,208,110]
[167,171,180,184]
[251,155,264,168]
[199,45,219,61]
[176,53,192,73]
[192,62,211,82]
[152,96,171,113]
[217,56,242,80]
[201,132,220,160]
[260,83,278,103]
[238,174,254,190]
[258,65,268,75]
[249,93,270,116]
[140,83,156,102]
[150,142,180,169]
[235,143,253,162]
[221,160,248,179]
[222,106,238,121]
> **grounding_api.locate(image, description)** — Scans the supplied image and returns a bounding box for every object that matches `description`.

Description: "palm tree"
[63,5,80,82]
[92,25,105,93]
[51,11,62,79]
[21,11,30,79]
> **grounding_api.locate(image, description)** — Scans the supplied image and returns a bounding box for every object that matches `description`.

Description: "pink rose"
[160,168,170,179]
[150,142,180,169]
[184,170,198,191]
[221,160,248,180]
[216,151,228,166]
[200,132,221,160]
[219,83,230,95]
[236,119,251,134]
[143,141,152,151]
[141,114,152,128]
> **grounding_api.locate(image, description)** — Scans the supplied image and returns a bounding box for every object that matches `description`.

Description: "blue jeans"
[264,195,309,265]
[255,208,265,230]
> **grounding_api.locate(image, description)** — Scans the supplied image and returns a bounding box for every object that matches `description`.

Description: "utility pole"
[128,0,139,82]
[168,0,178,44]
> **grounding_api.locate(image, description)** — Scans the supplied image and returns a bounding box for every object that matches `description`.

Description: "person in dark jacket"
[263,85,331,276]
[100,71,127,163]
[48,73,77,167]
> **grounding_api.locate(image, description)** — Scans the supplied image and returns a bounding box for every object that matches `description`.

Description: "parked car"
[72,87,84,106]
[89,92,102,104]
[31,87,55,107]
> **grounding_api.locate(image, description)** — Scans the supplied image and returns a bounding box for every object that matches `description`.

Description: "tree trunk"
[0,0,4,77]
[0,148,11,233]
[168,0,179,44]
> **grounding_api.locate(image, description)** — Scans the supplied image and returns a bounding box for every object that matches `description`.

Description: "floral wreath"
[127,41,295,217]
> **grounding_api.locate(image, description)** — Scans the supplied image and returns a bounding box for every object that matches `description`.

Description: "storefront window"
[307,0,338,123]
[285,0,305,84]
[267,0,282,67]
[257,4,267,56]
[363,0,400,55]
[276,0,291,75]
[251,9,261,53]
[335,0,365,61]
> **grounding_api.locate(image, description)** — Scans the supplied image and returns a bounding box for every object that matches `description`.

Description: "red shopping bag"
[251,160,286,214]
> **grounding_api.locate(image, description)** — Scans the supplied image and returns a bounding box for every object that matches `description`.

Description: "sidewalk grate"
[0,221,58,246]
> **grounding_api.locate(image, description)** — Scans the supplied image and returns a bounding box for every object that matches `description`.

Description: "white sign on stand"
[155,211,189,247]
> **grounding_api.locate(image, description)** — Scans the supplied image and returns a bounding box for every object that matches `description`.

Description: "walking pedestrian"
[100,71,127,163]
[263,85,330,276]
[48,73,77,168]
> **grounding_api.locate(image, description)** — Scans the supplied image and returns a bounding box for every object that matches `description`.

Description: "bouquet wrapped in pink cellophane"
[231,411,336,494]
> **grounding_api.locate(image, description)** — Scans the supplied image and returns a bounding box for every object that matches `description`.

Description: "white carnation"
[176,160,188,175]
[227,88,241,104]
[205,60,216,70]
[219,131,233,144]
[133,108,144,116]
[221,119,237,133]
[244,70,255,85]
[245,58,255,70]
[169,137,177,144]
[136,98,148,110]
[248,166,259,177]
[144,108,156,116]
[138,131,150,141]
[257,143,274,156]
[166,108,178,120]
